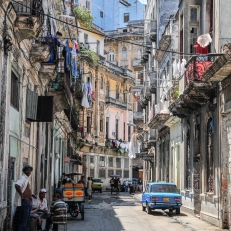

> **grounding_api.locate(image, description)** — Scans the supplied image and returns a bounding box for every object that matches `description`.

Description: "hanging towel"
[81,83,90,108]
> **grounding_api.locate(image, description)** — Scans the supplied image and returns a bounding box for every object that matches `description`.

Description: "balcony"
[154,35,171,62]
[148,113,170,129]
[39,63,57,86]
[29,39,50,64]
[105,97,127,110]
[149,20,157,42]
[203,51,231,82]
[99,56,133,78]
[120,59,128,67]
[133,58,143,70]
[13,0,44,40]
[144,81,151,100]
[133,112,144,120]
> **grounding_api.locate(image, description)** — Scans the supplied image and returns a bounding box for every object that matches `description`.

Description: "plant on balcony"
[75,139,85,151]
[80,45,99,67]
[173,89,179,99]
[72,104,79,116]
[73,6,93,30]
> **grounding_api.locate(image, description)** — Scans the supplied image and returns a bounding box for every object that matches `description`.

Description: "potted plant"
[73,6,93,30]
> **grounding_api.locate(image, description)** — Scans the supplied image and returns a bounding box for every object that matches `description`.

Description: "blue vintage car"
[141,182,182,215]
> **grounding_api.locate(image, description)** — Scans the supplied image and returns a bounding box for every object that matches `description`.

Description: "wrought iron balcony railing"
[105,97,127,109]
[13,0,44,39]
[184,54,223,89]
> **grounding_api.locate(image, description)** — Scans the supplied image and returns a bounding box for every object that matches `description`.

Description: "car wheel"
[176,208,180,215]
[142,204,146,211]
[169,209,173,213]
[146,203,151,214]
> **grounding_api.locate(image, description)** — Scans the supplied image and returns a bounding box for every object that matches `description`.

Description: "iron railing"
[184,54,223,88]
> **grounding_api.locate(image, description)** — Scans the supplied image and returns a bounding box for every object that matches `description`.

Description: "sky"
[139,0,147,4]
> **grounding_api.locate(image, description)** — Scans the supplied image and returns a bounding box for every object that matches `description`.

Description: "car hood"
[148,193,181,197]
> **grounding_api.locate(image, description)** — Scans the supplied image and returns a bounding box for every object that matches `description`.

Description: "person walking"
[50,193,67,231]
[14,164,33,231]
[87,177,93,202]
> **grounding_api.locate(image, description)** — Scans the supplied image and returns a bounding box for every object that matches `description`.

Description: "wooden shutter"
[26,88,38,121]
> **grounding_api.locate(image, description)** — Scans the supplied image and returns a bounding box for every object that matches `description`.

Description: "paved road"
[55,192,223,231]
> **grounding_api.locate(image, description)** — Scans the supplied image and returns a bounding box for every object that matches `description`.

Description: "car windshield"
[150,184,178,193]
[93,179,101,183]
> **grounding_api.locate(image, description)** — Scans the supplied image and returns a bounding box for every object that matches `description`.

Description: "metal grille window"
[101,77,104,89]
[11,72,19,110]
[99,169,105,178]
[108,157,113,167]
[106,117,109,139]
[124,13,129,23]
[108,169,114,177]
[90,156,94,164]
[124,170,129,178]
[99,156,105,167]
[116,119,119,139]
[116,158,121,168]
[124,158,129,168]
[90,168,94,178]
[116,169,122,176]
[86,1,90,9]
[87,116,91,133]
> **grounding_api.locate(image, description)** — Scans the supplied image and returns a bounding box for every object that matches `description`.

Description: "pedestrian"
[29,204,42,231]
[50,193,67,231]
[14,164,33,231]
[32,188,51,231]
[125,180,129,192]
[87,177,93,202]
[78,175,87,197]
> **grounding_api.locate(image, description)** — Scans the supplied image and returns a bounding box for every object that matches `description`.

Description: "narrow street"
[58,192,222,231]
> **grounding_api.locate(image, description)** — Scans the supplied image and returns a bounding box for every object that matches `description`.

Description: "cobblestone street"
[56,192,224,231]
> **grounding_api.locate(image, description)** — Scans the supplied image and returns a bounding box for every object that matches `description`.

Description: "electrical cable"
[11,0,201,56]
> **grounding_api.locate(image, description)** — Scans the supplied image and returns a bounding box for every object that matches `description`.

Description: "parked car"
[92,178,103,193]
[141,182,182,215]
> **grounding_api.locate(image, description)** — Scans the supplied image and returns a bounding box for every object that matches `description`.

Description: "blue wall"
[92,0,145,31]
[118,0,145,28]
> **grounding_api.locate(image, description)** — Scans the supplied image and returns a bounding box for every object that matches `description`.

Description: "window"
[116,119,119,140]
[122,47,127,60]
[86,1,90,9]
[123,29,127,32]
[124,170,129,178]
[84,33,88,45]
[137,49,141,59]
[190,27,198,53]
[90,156,94,164]
[100,119,103,132]
[90,168,94,177]
[108,50,115,62]
[128,125,131,142]
[116,158,121,168]
[116,85,119,99]
[108,157,113,167]
[87,116,91,133]
[106,117,109,139]
[100,77,104,90]
[116,169,122,176]
[96,40,100,54]
[100,11,104,18]
[11,72,19,110]
[124,13,129,23]
[99,156,105,167]
[123,122,125,141]
[108,169,114,177]
[106,81,109,97]
[124,158,129,168]
[99,169,105,178]
[190,7,199,22]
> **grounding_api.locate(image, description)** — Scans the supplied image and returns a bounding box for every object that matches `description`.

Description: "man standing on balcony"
[46,31,62,63]
[14,165,33,231]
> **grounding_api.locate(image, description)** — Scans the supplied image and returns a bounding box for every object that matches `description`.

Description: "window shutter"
[36,96,54,122]
[26,89,38,121]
